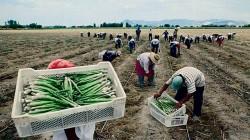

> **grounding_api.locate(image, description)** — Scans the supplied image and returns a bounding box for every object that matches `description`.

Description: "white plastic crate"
[148,94,188,127]
[11,62,126,137]
[150,109,188,127]
[148,94,186,117]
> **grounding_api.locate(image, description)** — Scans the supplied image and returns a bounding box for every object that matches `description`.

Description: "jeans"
[129,46,135,54]
[151,45,159,54]
[170,46,177,57]
[138,75,154,87]
[175,86,204,117]
[115,44,121,49]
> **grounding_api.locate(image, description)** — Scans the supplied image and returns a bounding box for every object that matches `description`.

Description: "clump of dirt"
[126,90,143,106]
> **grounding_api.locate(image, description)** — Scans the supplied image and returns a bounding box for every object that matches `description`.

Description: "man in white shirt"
[135,52,160,88]
[114,35,123,49]
[170,40,180,57]
[150,35,160,54]
[98,49,121,62]
[128,36,136,54]
[154,67,205,121]
[184,35,193,49]
[216,35,224,47]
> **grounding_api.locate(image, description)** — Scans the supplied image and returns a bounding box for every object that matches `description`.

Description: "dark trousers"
[136,34,140,41]
[164,36,168,41]
[175,86,204,117]
[186,43,191,49]
[115,43,121,49]
[151,45,159,54]
[170,46,177,57]
[129,45,135,54]
[149,33,152,41]
[138,75,154,87]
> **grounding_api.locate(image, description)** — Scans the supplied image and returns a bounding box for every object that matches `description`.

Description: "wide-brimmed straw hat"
[149,52,160,64]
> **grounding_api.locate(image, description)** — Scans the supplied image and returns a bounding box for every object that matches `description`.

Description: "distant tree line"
[1,20,43,29]
[201,24,237,27]
[242,24,250,27]
[1,19,250,29]
[158,24,180,28]
[100,22,123,27]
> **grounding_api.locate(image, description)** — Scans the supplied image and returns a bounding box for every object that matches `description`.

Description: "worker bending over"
[150,35,160,54]
[135,52,160,88]
[154,67,205,121]
[170,40,180,58]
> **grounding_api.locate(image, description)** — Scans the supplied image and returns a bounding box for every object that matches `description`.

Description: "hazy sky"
[0,0,250,26]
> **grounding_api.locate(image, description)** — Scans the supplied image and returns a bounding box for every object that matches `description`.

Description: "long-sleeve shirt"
[170,41,180,49]
[150,39,160,52]
[103,50,118,62]
[128,39,135,47]
[163,31,169,37]
[114,38,123,45]
[166,67,205,94]
[136,29,141,35]
[137,52,155,74]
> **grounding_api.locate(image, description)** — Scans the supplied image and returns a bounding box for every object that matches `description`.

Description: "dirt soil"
[0,29,249,140]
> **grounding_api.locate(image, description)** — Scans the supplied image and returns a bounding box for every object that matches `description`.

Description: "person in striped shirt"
[154,67,205,121]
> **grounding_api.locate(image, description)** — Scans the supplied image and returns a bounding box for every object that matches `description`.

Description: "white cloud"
[0,0,250,26]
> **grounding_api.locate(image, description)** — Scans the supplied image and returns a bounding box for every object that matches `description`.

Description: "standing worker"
[128,36,136,54]
[48,59,96,140]
[173,28,178,40]
[135,52,160,88]
[149,28,153,41]
[124,32,128,39]
[150,35,160,54]
[136,26,141,41]
[109,34,114,40]
[170,40,181,58]
[154,67,205,121]
[162,30,169,42]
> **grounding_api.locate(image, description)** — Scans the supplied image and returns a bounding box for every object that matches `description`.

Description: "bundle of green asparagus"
[154,97,177,115]
[21,69,116,115]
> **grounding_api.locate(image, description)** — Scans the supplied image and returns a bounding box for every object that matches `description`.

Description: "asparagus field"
[0,29,250,140]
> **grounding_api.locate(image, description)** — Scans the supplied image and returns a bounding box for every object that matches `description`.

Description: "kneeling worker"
[154,67,205,121]
[99,50,121,62]
[135,52,160,88]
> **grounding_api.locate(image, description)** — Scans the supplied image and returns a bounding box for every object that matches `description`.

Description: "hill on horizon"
[123,19,247,26]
